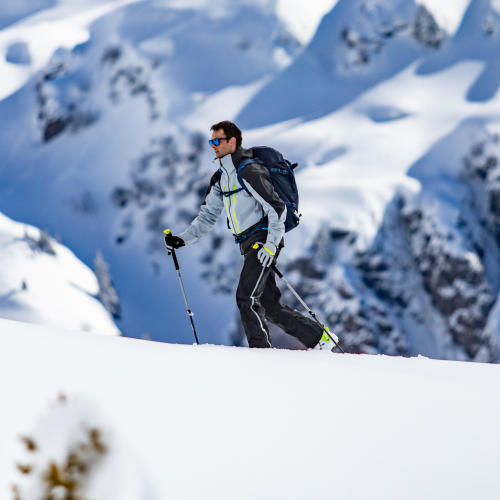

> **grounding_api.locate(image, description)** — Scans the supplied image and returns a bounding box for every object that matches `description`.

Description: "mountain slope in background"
[1,0,500,359]
[0,0,55,30]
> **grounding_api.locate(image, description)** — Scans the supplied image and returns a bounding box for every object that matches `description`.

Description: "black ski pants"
[236,233,323,349]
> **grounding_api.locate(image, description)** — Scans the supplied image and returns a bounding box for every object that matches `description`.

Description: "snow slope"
[2,317,500,500]
[0,212,120,335]
[1,0,500,359]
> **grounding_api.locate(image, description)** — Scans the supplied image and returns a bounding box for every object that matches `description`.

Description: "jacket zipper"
[221,163,237,234]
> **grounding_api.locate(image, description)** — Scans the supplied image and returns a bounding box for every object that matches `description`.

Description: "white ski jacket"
[179,147,286,248]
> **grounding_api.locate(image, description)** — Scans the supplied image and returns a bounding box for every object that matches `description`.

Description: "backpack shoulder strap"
[237,157,264,195]
[204,168,222,197]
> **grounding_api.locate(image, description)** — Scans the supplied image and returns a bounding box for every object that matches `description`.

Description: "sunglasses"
[208,137,230,147]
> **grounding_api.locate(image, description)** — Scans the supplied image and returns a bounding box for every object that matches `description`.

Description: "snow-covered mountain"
[0,212,120,335]
[1,0,500,360]
[2,317,500,500]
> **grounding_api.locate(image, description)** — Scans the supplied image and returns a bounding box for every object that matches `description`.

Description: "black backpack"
[237,146,301,233]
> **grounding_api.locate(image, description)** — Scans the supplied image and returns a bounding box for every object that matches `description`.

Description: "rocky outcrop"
[276,128,500,361]
[35,42,160,142]
[339,1,444,71]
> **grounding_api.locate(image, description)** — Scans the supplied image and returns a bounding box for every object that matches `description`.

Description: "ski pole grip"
[253,243,283,277]
[164,229,180,270]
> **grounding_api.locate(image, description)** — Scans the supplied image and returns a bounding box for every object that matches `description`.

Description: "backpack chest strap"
[223,187,244,197]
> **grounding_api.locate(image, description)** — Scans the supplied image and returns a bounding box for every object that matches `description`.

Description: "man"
[165,120,325,349]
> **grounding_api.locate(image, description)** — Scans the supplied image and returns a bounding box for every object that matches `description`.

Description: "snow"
[0,0,55,30]
[276,0,340,44]
[2,317,500,499]
[0,212,119,335]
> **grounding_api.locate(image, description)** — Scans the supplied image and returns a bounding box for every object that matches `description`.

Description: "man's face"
[210,128,237,159]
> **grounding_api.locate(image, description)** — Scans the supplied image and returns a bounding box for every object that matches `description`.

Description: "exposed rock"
[412,5,444,49]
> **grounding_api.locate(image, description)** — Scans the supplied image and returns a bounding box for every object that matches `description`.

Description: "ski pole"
[163,229,200,344]
[271,262,345,353]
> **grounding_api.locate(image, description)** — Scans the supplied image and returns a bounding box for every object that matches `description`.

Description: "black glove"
[165,232,185,249]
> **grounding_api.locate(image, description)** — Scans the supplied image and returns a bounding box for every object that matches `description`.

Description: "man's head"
[210,120,242,159]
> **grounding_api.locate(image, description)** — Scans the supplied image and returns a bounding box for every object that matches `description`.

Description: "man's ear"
[229,137,237,150]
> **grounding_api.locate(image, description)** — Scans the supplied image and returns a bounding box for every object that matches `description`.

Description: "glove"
[257,242,277,268]
[164,232,185,249]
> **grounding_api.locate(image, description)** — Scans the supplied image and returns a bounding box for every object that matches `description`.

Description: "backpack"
[237,146,301,233]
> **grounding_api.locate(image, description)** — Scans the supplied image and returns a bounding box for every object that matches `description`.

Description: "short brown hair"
[210,120,242,149]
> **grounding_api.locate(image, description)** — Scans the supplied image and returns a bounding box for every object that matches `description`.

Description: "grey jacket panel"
[178,169,224,245]
[179,147,286,246]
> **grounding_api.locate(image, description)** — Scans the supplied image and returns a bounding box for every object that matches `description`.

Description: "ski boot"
[317,326,340,351]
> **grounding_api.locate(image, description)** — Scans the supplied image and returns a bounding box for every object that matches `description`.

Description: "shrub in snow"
[12,395,107,500]
[11,393,154,500]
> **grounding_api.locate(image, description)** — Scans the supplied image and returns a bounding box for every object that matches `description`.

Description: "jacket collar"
[218,147,253,172]
[231,147,253,167]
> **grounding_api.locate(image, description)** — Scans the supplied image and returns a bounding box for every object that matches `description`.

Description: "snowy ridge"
[2,317,500,500]
[0,212,119,335]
